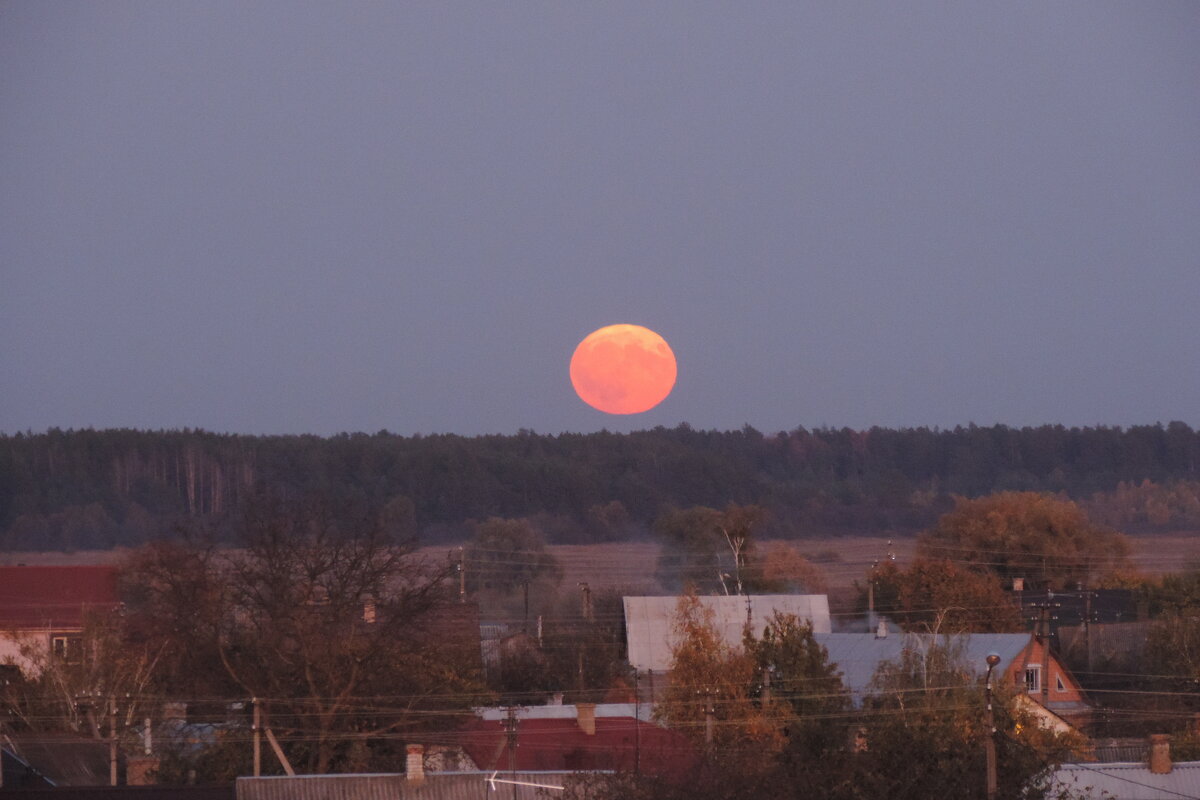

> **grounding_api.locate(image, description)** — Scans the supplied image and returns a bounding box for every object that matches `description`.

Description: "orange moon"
[570,324,677,414]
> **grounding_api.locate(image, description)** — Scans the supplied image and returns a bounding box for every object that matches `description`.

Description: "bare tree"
[124,492,491,774]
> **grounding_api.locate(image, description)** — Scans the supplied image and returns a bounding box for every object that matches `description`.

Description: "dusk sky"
[3,2,1198,437]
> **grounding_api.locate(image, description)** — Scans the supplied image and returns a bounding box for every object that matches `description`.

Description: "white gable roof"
[623,594,831,672]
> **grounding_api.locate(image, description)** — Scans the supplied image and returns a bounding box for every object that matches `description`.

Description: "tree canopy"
[462,516,562,593]
[4,423,1200,550]
[118,492,490,777]
[654,504,771,594]
[864,558,1024,633]
[917,492,1133,590]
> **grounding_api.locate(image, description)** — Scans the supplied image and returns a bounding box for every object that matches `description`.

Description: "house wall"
[1007,638,1085,704]
[0,630,54,677]
[1013,694,1077,736]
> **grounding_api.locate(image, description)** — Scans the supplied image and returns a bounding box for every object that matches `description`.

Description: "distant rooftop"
[1052,761,1200,800]
[623,594,831,672]
[0,565,119,630]
[476,701,652,722]
[236,771,588,800]
[814,632,1031,704]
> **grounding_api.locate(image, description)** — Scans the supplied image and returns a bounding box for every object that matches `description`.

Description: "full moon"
[570,324,677,414]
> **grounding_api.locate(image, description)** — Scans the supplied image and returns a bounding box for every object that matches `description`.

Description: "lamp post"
[985,652,1001,800]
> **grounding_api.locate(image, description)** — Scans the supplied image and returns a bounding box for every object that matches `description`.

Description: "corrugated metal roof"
[458,716,695,779]
[813,633,1031,705]
[1052,761,1200,799]
[0,566,119,629]
[5,732,112,786]
[1093,738,1152,763]
[236,771,583,800]
[476,703,652,722]
[623,595,831,672]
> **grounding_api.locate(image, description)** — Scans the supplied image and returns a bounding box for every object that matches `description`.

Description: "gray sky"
[3,2,1198,437]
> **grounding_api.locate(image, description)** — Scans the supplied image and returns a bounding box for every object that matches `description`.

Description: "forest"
[1,422,1199,551]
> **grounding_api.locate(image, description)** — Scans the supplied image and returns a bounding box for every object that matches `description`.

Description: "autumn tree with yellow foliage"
[917,491,1133,590]
[864,558,1024,634]
[653,593,783,750]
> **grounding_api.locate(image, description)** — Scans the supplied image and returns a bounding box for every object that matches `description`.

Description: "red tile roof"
[458,716,696,779]
[0,566,119,630]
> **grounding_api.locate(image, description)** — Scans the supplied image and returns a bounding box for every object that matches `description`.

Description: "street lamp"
[985,652,1001,800]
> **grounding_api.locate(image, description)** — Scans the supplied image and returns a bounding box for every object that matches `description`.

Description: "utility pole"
[505,707,519,800]
[1028,597,1060,705]
[577,646,585,694]
[255,699,294,776]
[108,696,117,787]
[1081,587,1097,674]
[984,653,1001,800]
[1039,600,1058,708]
[252,698,261,777]
[522,581,529,634]
[868,560,877,629]
[579,583,593,622]
[634,671,641,776]
[578,583,593,695]
[703,689,715,750]
[458,547,466,603]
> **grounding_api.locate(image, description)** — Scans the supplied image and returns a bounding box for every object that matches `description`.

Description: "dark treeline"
[1,422,1199,551]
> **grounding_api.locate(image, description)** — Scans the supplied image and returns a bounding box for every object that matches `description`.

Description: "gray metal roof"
[476,702,653,722]
[1052,762,1200,800]
[1093,738,1153,763]
[812,633,1031,705]
[623,594,831,672]
[236,771,583,800]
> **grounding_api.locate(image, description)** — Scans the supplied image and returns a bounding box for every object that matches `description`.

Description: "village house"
[459,701,695,778]
[0,565,120,677]
[234,770,579,800]
[1053,735,1200,799]
[622,594,832,674]
[814,629,1091,732]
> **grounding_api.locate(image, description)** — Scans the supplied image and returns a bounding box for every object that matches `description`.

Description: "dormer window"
[1024,665,1041,694]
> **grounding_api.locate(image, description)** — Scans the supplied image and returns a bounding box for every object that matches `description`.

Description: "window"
[1056,674,1066,693]
[1024,665,1041,693]
[51,635,82,663]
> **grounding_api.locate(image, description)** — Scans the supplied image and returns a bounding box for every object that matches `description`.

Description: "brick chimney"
[576,703,596,736]
[406,744,425,782]
[126,757,160,785]
[1150,734,1172,775]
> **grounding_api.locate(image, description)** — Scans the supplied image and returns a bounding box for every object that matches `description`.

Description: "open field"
[6,532,1199,591]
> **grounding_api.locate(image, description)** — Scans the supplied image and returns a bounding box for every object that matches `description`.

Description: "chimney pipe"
[406,744,425,782]
[577,703,596,736]
[1150,734,1172,775]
